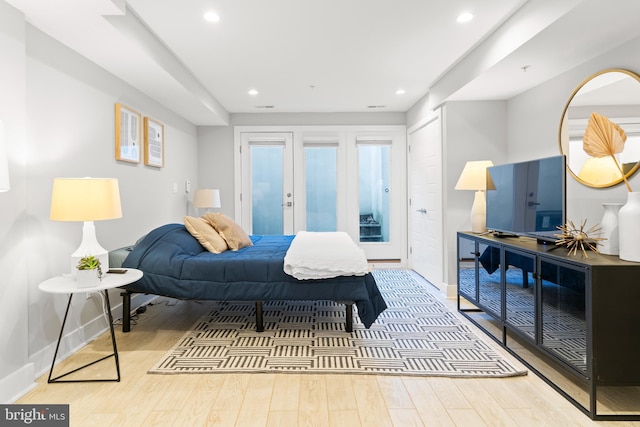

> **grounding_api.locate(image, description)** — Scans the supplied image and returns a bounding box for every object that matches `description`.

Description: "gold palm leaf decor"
[583,112,632,191]
[555,219,605,257]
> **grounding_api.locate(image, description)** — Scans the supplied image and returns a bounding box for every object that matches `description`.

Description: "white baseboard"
[0,364,37,404]
[369,261,406,270]
[27,293,157,391]
[444,282,457,299]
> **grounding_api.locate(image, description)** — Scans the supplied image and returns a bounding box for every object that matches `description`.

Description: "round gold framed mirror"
[559,68,640,188]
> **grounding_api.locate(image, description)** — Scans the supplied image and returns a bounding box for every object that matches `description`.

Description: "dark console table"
[457,231,640,421]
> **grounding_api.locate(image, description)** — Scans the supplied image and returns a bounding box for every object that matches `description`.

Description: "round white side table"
[39,268,143,383]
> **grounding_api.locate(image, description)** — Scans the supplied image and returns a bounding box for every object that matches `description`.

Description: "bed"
[114,223,387,333]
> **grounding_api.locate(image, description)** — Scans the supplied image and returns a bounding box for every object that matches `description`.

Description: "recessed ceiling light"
[395,89,406,95]
[457,12,473,23]
[248,89,259,96]
[204,11,220,22]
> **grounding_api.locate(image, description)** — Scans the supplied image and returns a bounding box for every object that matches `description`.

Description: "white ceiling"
[7,0,640,125]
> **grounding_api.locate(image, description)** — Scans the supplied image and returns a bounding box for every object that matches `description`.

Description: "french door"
[239,132,294,235]
[236,126,406,261]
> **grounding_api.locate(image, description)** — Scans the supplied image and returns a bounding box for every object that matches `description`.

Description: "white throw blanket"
[283,231,370,280]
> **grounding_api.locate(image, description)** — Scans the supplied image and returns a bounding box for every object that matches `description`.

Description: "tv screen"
[486,155,566,242]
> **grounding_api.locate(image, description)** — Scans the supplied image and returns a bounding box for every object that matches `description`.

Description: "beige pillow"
[203,212,253,250]
[183,216,228,253]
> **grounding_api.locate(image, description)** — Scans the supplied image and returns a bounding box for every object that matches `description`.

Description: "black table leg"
[48,291,121,383]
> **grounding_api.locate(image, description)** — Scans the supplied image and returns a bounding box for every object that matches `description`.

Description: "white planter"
[618,192,640,262]
[77,269,101,288]
[599,202,623,255]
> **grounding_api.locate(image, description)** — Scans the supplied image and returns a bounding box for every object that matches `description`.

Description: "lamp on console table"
[50,177,122,275]
[455,160,494,233]
[193,188,221,213]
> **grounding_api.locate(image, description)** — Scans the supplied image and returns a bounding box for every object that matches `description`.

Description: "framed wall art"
[115,103,141,163]
[144,117,164,167]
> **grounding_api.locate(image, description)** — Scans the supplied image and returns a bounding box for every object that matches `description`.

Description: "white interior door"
[240,132,294,234]
[409,115,443,290]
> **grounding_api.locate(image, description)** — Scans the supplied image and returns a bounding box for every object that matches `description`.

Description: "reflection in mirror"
[559,69,640,188]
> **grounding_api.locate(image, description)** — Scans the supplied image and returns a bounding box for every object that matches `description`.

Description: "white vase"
[618,192,640,262]
[599,202,623,255]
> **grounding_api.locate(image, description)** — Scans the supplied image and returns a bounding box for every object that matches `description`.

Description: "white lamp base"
[470,190,487,233]
[69,221,109,276]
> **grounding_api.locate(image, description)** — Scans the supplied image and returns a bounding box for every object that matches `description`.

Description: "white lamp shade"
[0,120,10,192]
[193,188,221,209]
[456,160,493,233]
[50,178,122,221]
[455,160,494,191]
[577,156,622,184]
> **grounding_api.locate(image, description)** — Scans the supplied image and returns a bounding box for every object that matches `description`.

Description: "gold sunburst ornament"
[555,219,606,257]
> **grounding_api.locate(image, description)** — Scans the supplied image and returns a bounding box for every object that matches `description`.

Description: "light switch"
[185,180,191,193]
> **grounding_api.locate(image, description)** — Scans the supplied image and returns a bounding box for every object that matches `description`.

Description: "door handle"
[282,202,292,207]
[416,208,427,214]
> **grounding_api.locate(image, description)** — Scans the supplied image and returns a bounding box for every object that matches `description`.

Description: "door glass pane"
[358,144,390,242]
[478,242,502,318]
[457,235,477,301]
[305,146,337,231]
[505,249,536,342]
[540,260,587,374]
[251,145,283,235]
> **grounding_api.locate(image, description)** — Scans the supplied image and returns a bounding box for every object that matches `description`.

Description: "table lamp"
[577,156,622,185]
[50,177,122,275]
[193,188,221,212]
[455,160,493,233]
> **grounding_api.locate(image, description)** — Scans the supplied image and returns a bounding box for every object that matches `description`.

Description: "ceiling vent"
[255,105,275,109]
[367,105,386,109]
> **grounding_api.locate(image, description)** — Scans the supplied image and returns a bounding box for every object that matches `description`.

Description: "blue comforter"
[122,223,387,328]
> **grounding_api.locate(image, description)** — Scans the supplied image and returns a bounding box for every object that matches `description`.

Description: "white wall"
[197,126,235,217]
[0,0,31,403]
[408,37,640,297]
[507,34,640,227]
[442,101,508,294]
[0,11,200,401]
[198,112,406,217]
[406,96,508,295]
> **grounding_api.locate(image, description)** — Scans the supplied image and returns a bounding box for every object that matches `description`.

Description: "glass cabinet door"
[477,242,502,318]
[539,258,587,374]
[457,235,478,302]
[504,249,536,342]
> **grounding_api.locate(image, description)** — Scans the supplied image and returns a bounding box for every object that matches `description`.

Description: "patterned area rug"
[148,270,527,377]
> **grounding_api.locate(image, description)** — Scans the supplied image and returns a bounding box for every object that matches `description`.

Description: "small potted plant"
[76,255,102,288]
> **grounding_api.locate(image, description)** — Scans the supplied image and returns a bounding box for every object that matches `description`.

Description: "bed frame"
[111,224,385,334]
[119,290,354,333]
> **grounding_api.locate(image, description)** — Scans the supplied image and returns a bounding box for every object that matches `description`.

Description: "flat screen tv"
[485,155,566,242]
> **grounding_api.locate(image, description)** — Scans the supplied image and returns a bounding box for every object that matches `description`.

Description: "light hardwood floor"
[17,273,640,427]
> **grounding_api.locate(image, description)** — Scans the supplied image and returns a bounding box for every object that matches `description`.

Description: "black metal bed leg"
[345,303,353,333]
[255,301,264,332]
[121,291,131,333]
